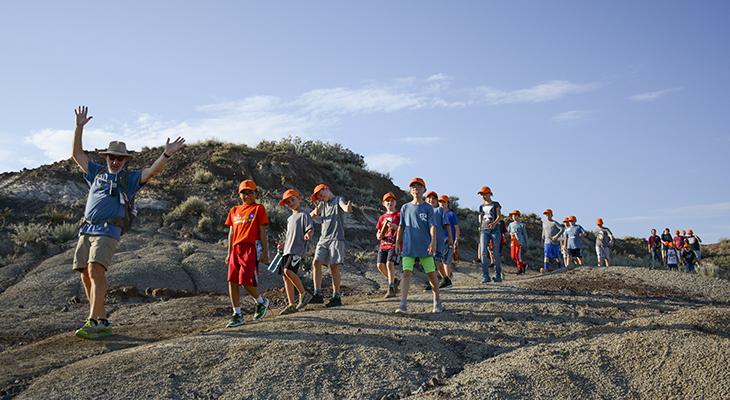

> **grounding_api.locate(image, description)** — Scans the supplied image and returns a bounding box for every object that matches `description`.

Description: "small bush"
[45,207,74,224]
[196,215,216,233]
[165,196,207,222]
[257,136,365,168]
[0,208,11,227]
[11,223,48,247]
[50,223,79,243]
[353,249,373,264]
[192,168,214,184]
[260,198,289,232]
[178,242,198,257]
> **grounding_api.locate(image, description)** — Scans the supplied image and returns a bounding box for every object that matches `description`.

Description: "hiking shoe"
[384,286,396,298]
[432,303,444,313]
[325,296,342,308]
[226,313,245,328]
[297,292,313,310]
[310,293,324,304]
[481,277,491,284]
[439,277,453,290]
[393,277,401,291]
[75,319,110,339]
[493,277,503,283]
[424,283,432,291]
[253,298,270,321]
[516,269,524,275]
[279,304,297,315]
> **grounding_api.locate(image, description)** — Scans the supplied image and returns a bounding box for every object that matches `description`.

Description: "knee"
[88,263,106,281]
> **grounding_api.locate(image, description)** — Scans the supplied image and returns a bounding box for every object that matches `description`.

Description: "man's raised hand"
[164,137,186,156]
[75,106,92,127]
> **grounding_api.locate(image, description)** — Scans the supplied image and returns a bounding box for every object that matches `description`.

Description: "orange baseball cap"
[477,186,492,195]
[570,216,577,222]
[425,191,438,199]
[279,189,301,206]
[409,177,426,187]
[438,195,449,203]
[543,209,553,215]
[509,210,521,216]
[311,183,330,202]
[382,192,396,202]
[238,180,257,193]
[563,217,570,223]
[596,218,603,225]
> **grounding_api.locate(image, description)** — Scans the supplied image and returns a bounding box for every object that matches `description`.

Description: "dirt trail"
[3,265,730,399]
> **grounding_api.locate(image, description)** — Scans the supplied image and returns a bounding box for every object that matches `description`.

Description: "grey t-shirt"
[316,196,346,242]
[595,227,613,247]
[542,220,565,245]
[283,211,314,256]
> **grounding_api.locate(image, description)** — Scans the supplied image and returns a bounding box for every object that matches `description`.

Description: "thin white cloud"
[20,75,603,167]
[629,87,682,102]
[552,110,593,122]
[396,136,443,144]
[364,153,413,173]
[476,80,599,105]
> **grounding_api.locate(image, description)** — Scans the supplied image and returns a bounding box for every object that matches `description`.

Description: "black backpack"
[89,167,138,235]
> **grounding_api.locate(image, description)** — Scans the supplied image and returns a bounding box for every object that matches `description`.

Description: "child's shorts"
[568,248,582,257]
[280,254,304,275]
[402,256,436,274]
[377,248,399,265]
[315,240,346,265]
[544,243,561,259]
[228,242,259,287]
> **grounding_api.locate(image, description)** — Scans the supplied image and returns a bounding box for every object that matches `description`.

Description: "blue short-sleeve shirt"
[399,202,435,258]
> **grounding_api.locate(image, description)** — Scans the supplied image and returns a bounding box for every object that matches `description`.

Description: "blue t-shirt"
[446,210,459,240]
[432,206,451,252]
[80,161,143,240]
[399,202,435,258]
[564,225,585,249]
[507,221,528,246]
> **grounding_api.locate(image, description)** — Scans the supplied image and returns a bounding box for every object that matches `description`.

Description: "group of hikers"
[68,106,702,339]
[646,228,702,272]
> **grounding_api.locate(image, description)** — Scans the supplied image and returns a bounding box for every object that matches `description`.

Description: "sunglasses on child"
[239,190,255,195]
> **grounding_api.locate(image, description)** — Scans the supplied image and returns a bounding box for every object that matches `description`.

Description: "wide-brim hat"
[97,141,134,157]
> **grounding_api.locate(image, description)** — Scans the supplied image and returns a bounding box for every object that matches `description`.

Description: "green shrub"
[49,223,78,243]
[353,249,373,264]
[257,137,365,168]
[260,198,289,232]
[178,241,197,257]
[165,196,207,222]
[11,223,48,247]
[192,168,214,184]
[0,207,11,227]
[45,207,74,224]
[196,215,216,233]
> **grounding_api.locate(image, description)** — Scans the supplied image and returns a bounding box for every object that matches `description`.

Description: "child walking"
[395,177,443,314]
[375,192,401,298]
[507,210,528,274]
[224,180,271,327]
[277,189,315,315]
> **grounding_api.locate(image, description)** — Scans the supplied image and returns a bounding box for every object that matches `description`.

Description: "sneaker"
[384,286,396,298]
[75,319,110,339]
[310,293,324,304]
[325,296,342,308]
[481,277,491,284]
[493,276,502,283]
[395,307,407,314]
[279,304,297,315]
[393,277,401,291]
[432,303,444,313]
[438,277,453,290]
[297,292,313,310]
[226,313,245,328]
[424,283,432,291]
[516,269,524,275]
[253,298,270,321]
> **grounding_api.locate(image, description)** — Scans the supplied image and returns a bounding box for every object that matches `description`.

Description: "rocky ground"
[2,241,729,400]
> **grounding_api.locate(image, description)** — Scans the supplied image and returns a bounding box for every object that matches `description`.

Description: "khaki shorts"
[73,234,119,271]
[314,240,345,266]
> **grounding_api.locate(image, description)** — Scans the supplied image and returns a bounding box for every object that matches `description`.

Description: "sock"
[233,307,241,315]
[256,295,264,304]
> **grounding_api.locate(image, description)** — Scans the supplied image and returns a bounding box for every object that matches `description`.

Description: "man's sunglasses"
[107,155,127,162]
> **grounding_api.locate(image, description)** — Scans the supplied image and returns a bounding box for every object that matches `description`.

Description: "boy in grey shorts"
[309,183,353,307]
[277,189,315,315]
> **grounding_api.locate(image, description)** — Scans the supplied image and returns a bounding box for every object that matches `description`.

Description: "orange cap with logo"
[597,218,604,225]
[279,189,301,206]
[438,195,449,203]
[477,186,492,195]
[238,180,257,193]
[382,192,396,202]
[311,183,330,202]
[409,177,426,187]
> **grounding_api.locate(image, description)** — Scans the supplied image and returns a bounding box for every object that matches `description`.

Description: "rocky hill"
[1,138,728,399]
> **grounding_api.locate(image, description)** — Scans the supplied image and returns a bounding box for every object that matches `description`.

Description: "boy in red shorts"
[224,180,271,327]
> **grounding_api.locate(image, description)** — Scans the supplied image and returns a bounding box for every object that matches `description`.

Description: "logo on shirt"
[419,213,428,222]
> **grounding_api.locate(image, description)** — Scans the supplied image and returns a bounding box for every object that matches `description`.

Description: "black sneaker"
[424,283,433,291]
[310,293,324,304]
[439,277,453,290]
[325,296,342,308]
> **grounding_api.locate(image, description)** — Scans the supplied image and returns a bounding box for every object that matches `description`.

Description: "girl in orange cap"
[477,186,503,282]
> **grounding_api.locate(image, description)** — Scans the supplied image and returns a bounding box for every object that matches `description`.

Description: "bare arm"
[428,226,437,255]
[141,137,186,184]
[72,106,92,173]
[395,225,403,254]
[454,224,461,247]
[339,198,353,213]
[225,227,233,264]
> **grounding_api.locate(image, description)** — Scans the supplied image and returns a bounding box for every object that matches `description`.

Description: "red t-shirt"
[376,211,400,250]
[225,203,269,246]
[673,235,684,250]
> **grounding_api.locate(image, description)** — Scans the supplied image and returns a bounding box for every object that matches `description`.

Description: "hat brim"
[98,150,133,157]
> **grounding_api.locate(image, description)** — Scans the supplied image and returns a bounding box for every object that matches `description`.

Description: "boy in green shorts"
[395,177,443,314]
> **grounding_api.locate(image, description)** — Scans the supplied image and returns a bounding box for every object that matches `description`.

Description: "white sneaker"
[432,303,444,313]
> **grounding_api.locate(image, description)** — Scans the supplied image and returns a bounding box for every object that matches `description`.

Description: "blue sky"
[1,1,729,242]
